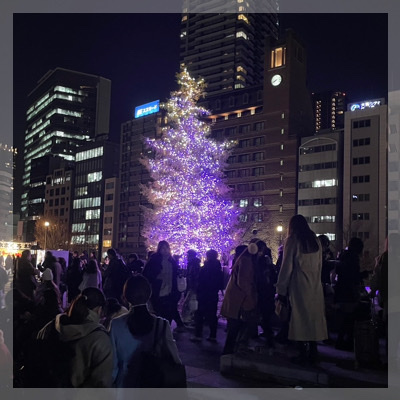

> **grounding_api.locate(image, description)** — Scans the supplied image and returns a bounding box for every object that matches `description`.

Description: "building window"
[254,136,265,146]
[253,197,263,207]
[236,31,248,40]
[253,152,264,161]
[105,205,113,212]
[106,182,115,189]
[252,182,264,191]
[279,205,283,213]
[240,214,248,222]
[271,47,286,68]
[238,169,251,178]
[239,139,251,148]
[238,154,251,163]
[252,213,263,222]
[239,124,250,133]
[237,183,250,192]
[280,159,284,166]
[254,121,265,131]
[252,167,264,176]
[226,170,236,179]
[239,199,248,208]
[106,194,114,201]
[227,156,236,164]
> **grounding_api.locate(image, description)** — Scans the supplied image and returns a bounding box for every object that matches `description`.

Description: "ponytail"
[68,287,105,324]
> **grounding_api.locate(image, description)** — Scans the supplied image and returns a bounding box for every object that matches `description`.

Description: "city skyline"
[13,12,388,210]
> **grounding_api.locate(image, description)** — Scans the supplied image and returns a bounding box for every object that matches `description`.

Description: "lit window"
[281,128,285,135]
[271,47,286,68]
[182,15,187,22]
[103,240,112,247]
[239,6,245,12]
[253,198,263,207]
[235,83,245,89]
[281,144,284,150]
[88,171,102,183]
[280,159,284,166]
[239,199,248,207]
[281,113,285,119]
[237,66,247,74]
[238,14,249,24]
[236,31,248,40]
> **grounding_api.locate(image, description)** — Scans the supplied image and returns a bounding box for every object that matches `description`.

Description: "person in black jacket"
[66,252,83,304]
[191,249,223,342]
[103,248,130,302]
[142,241,180,323]
[334,237,365,350]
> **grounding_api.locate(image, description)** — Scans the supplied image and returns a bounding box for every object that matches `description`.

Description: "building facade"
[203,29,314,256]
[388,90,400,237]
[0,144,15,241]
[298,130,344,253]
[312,91,347,133]
[118,107,165,258]
[343,99,387,265]
[180,1,279,96]
[71,136,119,258]
[21,68,111,242]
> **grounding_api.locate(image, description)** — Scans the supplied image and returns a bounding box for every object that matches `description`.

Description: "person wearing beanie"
[35,268,61,307]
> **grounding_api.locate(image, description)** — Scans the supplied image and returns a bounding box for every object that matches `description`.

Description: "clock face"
[271,74,282,86]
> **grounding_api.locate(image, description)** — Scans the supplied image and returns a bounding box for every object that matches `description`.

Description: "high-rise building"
[297,130,344,252]
[0,144,16,241]
[118,103,166,258]
[343,98,387,265]
[312,91,347,133]
[204,29,314,256]
[21,68,111,242]
[180,1,279,96]
[71,135,119,258]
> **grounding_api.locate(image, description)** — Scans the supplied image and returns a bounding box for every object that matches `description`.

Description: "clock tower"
[263,29,314,138]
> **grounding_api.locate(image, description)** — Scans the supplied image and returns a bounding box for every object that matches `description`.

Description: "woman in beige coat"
[221,243,259,355]
[275,215,327,365]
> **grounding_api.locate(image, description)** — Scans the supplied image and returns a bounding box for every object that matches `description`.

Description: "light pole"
[277,224,283,245]
[44,221,50,250]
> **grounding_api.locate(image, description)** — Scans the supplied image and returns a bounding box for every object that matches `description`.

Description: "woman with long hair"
[110,275,183,388]
[275,214,327,365]
[142,241,182,325]
[79,251,103,292]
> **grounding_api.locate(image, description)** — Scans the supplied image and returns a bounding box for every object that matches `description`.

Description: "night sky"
[13,12,388,198]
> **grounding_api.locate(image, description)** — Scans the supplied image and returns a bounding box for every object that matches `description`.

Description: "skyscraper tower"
[180,0,279,96]
[21,68,111,242]
[312,90,347,133]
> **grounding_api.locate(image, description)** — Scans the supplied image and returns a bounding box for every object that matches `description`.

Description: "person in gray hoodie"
[36,287,113,387]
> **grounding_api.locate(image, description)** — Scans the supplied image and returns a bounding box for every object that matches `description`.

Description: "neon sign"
[135,100,160,118]
[349,99,382,112]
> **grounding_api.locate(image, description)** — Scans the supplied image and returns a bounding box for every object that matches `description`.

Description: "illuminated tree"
[141,67,241,259]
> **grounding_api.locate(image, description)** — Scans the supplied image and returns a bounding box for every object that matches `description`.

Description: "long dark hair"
[68,287,105,324]
[288,214,319,254]
[124,275,154,336]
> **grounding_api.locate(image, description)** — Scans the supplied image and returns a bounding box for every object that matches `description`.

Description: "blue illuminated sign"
[135,100,160,118]
[348,99,382,112]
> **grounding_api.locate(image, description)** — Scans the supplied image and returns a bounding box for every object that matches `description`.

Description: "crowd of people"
[0,214,393,388]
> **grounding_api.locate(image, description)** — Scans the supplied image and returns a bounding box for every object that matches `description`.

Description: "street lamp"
[277,224,283,245]
[44,221,50,250]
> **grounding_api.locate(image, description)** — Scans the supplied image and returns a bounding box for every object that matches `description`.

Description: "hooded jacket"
[37,310,113,388]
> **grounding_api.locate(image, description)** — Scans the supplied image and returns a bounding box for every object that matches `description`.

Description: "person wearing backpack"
[110,275,184,388]
[31,287,113,388]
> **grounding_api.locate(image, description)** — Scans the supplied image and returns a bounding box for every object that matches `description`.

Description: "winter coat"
[103,257,130,300]
[79,270,103,292]
[220,251,257,320]
[110,311,181,388]
[197,259,223,305]
[15,258,38,300]
[334,249,364,304]
[186,257,201,292]
[276,235,327,342]
[37,310,113,388]
[66,258,82,303]
[143,253,180,302]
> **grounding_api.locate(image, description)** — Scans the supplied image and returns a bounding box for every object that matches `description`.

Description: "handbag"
[136,318,187,388]
[275,299,290,323]
[177,275,187,292]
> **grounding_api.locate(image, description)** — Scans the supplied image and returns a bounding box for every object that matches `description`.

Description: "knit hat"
[42,268,53,281]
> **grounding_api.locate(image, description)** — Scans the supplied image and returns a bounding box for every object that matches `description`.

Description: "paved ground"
[171,293,389,389]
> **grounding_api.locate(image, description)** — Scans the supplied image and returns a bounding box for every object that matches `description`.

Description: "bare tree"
[34,217,70,250]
